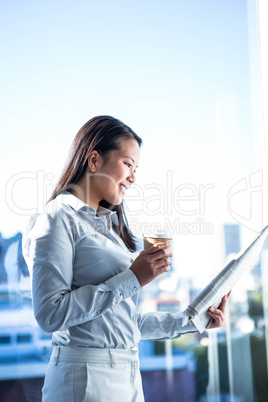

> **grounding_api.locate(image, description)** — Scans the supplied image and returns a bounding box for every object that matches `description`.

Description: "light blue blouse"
[23,191,196,349]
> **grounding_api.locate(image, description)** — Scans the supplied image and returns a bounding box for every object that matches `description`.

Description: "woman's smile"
[118,183,128,195]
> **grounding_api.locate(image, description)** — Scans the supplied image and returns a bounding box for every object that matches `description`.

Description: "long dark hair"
[49,115,142,252]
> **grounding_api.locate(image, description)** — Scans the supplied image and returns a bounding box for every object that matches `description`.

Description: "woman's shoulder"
[24,195,77,239]
[22,201,77,262]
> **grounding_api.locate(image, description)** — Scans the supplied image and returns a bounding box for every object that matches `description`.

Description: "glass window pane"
[1,1,267,401]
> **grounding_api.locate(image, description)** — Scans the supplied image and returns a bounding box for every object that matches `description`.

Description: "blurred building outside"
[1,224,268,401]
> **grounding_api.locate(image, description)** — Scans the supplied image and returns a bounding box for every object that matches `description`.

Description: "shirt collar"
[97,206,119,226]
[57,190,95,213]
[57,191,119,225]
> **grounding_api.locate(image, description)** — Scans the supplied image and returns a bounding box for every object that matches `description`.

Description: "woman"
[23,115,229,402]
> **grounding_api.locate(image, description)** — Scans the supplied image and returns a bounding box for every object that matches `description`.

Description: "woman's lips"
[119,183,127,194]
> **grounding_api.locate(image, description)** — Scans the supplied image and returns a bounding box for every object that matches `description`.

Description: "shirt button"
[130,258,134,263]
[133,286,137,291]
[119,293,123,300]
[97,310,102,315]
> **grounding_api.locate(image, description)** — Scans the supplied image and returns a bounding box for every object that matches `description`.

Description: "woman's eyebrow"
[123,156,135,163]
[123,156,138,168]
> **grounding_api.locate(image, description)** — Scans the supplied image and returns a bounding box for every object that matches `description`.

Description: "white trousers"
[42,346,145,402]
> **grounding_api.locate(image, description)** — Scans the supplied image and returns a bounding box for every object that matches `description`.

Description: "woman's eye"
[124,162,132,168]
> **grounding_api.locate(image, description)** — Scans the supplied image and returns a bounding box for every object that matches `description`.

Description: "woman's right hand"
[130,243,172,287]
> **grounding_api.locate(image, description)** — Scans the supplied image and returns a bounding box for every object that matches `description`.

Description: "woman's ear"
[88,150,100,172]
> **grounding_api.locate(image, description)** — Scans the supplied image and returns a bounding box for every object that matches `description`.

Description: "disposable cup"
[143,233,173,253]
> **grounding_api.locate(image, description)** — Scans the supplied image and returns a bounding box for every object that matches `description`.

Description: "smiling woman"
[22,115,229,402]
[50,115,143,252]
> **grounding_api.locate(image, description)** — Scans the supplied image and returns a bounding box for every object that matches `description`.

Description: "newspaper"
[183,225,268,333]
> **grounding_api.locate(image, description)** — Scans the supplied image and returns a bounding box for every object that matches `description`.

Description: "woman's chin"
[101,195,123,206]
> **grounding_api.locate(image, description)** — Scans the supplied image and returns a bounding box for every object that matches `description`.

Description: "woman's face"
[93,138,140,206]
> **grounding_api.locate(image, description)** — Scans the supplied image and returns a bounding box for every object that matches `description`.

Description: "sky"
[0,0,265,278]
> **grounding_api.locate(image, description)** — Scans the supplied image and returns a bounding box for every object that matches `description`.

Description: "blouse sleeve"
[23,212,140,333]
[136,311,197,340]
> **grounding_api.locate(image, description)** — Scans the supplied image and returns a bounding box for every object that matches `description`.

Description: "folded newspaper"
[183,225,268,333]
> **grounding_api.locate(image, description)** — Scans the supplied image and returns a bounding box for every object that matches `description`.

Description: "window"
[1,1,267,401]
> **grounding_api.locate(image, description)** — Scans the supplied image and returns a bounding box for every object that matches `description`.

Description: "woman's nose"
[128,170,136,184]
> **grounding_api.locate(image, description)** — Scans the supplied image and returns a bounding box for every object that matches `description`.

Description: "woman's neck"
[69,175,100,212]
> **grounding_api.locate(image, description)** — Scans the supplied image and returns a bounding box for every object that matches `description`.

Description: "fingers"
[217,290,232,313]
[155,258,172,272]
[144,242,171,253]
[141,243,172,270]
[207,306,225,328]
[155,264,171,277]
[143,242,173,261]
[207,291,232,329]
[131,243,172,287]
[217,295,228,313]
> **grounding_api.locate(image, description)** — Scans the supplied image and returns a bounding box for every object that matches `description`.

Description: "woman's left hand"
[207,290,232,329]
